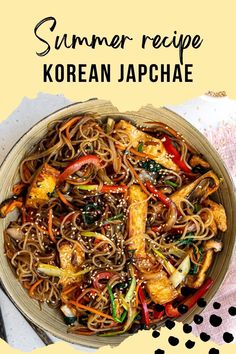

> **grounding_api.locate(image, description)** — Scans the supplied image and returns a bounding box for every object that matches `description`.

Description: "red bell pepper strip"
[145,181,172,208]
[165,277,214,318]
[153,310,165,320]
[162,135,191,173]
[58,155,102,184]
[138,286,150,326]
[101,185,128,193]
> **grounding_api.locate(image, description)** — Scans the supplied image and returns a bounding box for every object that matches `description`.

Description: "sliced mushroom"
[0,197,23,218]
[190,155,210,169]
[204,239,223,252]
[186,239,222,289]
[171,171,220,208]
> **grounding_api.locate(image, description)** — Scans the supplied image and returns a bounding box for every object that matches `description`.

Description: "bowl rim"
[0,99,236,347]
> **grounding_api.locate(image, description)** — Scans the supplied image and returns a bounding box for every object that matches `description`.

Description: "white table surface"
[0,94,235,351]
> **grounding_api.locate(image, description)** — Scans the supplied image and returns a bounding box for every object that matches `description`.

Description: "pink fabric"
[191,120,236,344]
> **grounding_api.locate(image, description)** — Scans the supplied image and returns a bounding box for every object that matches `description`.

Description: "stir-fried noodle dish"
[0,114,227,336]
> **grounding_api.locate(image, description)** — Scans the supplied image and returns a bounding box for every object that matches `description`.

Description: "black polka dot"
[193,314,203,325]
[228,306,236,316]
[165,319,175,330]
[223,332,234,343]
[185,340,195,349]
[168,336,179,346]
[213,302,221,309]
[155,304,165,312]
[155,349,165,354]
[209,348,219,354]
[200,332,211,342]
[197,298,207,308]
[152,330,160,338]
[209,314,222,327]
[181,287,192,297]
[178,304,188,314]
[183,324,192,334]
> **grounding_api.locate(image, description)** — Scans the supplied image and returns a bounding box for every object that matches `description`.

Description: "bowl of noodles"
[0,99,235,347]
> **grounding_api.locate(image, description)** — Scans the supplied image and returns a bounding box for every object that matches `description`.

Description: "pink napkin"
[168,95,236,344]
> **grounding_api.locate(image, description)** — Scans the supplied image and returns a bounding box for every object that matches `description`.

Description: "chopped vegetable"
[152,248,176,275]
[194,203,201,213]
[82,203,102,225]
[99,306,138,336]
[125,266,136,303]
[37,263,89,278]
[48,208,56,243]
[77,184,128,193]
[29,279,43,297]
[77,185,98,191]
[61,304,77,325]
[69,300,114,321]
[106,118,115,134]
[169,255,190,288]
[138,286,150,326]
[145,181,172,208]
[138,142,144,152]
[165,278,214,318]
[107,285,127,323]
[165,180,178,188]
[0,197,23,218]
[101,185,128,193]
[162,135,191,173]
[139,159,163,173]
[58,155,102,184]
[101,213,124,225]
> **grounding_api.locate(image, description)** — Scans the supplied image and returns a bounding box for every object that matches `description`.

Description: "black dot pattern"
[152,330,160,338]
[228,306,236,316]
[185,340,195,349]
[183,324,192,334]
[197,298,207,308]
[178,304,188,314]
[213,302,221,309]
[165,319,175,330]
[223,332,234,343]
[168,336,179,346]
[200,332,211,342]
[155,350,165,354]
[193,314,203,325]
[209,314,222,327]
[181,287,192,297]
[152,299,235,350]
[155,304,165,312]
[209,348,219,354]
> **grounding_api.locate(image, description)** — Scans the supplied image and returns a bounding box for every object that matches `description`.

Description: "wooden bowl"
[0,99,235,348]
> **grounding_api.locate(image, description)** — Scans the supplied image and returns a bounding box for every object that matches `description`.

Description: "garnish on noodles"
[0,114,227,335]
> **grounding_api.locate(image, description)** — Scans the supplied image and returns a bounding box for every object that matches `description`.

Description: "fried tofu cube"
[115,120,178,171]
[146,271,178,304]
[26,163,60,208]
[59,241,85,286]
[203,198,227,232]
[128,185,148,258]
